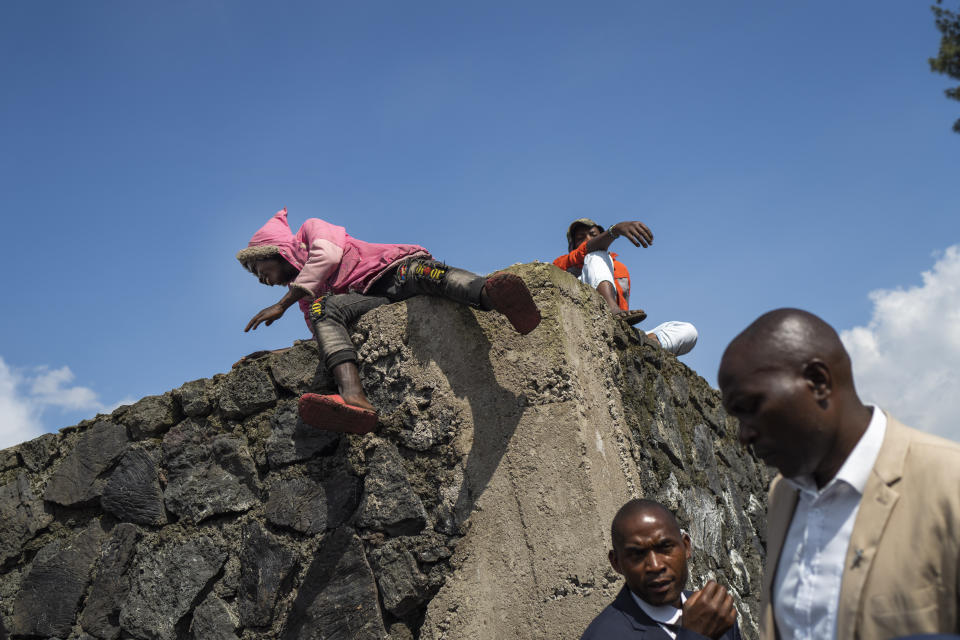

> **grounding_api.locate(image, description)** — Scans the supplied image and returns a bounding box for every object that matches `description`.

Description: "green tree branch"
[930,1,960,132]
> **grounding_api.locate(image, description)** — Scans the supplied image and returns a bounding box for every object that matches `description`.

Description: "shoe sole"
[620,309,647,325]
[485,273,541,335]
[298,393,378,434]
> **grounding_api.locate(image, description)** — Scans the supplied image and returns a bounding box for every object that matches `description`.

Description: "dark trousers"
[309,257,489,370]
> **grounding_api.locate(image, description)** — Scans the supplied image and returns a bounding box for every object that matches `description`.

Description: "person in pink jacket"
[237,208,541,433]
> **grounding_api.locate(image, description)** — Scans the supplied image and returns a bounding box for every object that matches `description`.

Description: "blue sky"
[2,1,958,448]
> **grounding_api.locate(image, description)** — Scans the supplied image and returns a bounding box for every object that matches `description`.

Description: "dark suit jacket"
[580,586,742,640]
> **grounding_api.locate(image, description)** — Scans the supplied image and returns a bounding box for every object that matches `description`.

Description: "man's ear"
[803,360,832,405]
[682,532,692,560]
[608,548,622,575]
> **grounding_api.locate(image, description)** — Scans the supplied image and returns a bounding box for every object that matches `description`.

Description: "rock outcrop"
[0,263,769,640]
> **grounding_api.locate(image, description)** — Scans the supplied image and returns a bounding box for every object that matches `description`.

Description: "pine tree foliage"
[930,1,960,132]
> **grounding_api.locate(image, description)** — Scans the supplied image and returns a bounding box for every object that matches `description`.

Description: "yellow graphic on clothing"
[310,298,324,317]
[413,263,446,280]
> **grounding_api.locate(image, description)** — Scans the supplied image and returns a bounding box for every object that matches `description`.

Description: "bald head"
[720,308,855,390]
[611,499,681,549]
[718,308,871,486]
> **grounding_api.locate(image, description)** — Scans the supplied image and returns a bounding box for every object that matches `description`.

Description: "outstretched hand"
[245,303,285,332]
[682,581,736,639]
[610,221,654,248]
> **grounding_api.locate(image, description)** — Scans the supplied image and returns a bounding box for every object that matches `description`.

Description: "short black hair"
[610,499,682,549]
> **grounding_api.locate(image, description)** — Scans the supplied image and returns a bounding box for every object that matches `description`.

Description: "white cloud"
[0,359,44,451]
[0,357,114,450]
[104,396,138,413]
[840,245,960,442]
[30,366,103,410]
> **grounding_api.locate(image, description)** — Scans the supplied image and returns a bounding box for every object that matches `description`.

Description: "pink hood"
[238,208,430,327]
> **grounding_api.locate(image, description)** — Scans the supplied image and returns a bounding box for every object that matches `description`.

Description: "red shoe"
[484,273,541,335]
[298,394,378,434]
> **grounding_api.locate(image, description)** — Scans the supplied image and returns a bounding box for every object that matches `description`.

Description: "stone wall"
[0,263,769,640]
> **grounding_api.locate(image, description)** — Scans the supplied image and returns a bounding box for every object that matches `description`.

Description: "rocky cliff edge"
[0,262,769,640]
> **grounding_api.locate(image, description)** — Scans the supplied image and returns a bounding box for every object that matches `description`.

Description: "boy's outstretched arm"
[584,221,654,253]
[245,288,308,332]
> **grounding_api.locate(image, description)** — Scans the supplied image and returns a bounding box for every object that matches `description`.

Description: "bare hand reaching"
[245,303,285,332]
[609,221,654,248]
[682,581,736,639]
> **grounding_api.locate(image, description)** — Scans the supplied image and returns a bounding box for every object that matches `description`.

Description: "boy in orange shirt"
[554,218,698,356]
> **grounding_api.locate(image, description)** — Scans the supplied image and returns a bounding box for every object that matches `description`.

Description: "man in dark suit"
[580,499,741,640]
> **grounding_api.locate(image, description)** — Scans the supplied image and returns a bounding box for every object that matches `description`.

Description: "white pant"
[647,321,698,356]
[578,251,698,356]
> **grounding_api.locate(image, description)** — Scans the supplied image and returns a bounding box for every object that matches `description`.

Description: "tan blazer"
[759,415,960,640]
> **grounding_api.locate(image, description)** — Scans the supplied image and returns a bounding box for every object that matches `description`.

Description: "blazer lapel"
[761,477,798,639]
[835,415,909,640]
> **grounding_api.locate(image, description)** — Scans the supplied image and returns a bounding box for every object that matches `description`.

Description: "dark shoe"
[298,393,378,434]
[484,273,542,335]
[616,309,647,325]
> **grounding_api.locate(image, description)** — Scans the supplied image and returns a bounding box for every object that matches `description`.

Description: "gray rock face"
[79,523,142,640]
[265,475,327,535]
[237,522,297,627]
[119,536,227,640]
[191,594,239,640]
[317,460,364,530]
[17,432,57,471]
[265,401,339,469]
[162,418,258,523]
[44,420,129,506]
[683,485,725,560]
[268,341,333,395]
[0,264,770,640]
[0,472,52,565]
[217,365,277,419]
[11,520,106,638]
[282,527,387,640]
[692,422,724,496]
[121,394,182,439]
[370,541,429,617]
[176,378,214,417]
[356,442,427,536]
[101,448,167,526]
[0,449,16,472]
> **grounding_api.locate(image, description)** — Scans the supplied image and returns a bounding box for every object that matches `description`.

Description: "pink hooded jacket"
[237,208,430,327]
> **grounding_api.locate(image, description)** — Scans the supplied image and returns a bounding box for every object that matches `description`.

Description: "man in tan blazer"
[718,308,960,640]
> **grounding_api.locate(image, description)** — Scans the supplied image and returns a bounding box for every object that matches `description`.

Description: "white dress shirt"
[773,406,887,640]
[632,590,686,639]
